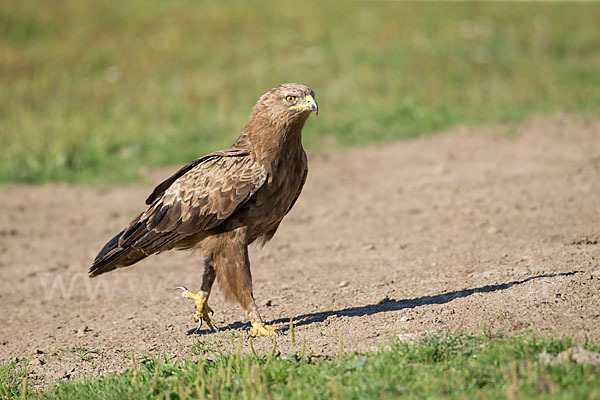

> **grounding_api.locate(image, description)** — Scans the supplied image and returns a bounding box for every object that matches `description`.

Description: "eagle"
[89,83,318,336]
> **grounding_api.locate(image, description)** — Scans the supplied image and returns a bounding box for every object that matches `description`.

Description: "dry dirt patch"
[1,114,599,387]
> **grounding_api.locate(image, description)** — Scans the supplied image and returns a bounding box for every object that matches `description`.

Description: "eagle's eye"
[285,95,296,103]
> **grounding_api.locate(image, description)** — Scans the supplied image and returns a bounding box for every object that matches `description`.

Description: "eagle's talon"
[177,287,217,332]
[250,322,279,337]
[195,319,203,333]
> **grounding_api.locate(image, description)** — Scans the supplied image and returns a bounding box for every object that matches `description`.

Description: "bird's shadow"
[187,271,580,336]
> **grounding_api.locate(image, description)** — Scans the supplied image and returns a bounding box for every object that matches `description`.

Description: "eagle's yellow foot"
[250,322,279,337]
[175,286,217,332]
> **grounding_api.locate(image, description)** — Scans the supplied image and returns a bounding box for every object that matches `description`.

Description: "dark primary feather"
[89,229,147,277]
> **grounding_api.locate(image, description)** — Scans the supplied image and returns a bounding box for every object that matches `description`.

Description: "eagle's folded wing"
[90,152,267,276]
[120,152,267,253]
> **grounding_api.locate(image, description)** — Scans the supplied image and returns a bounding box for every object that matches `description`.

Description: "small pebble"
[339,280,349,288]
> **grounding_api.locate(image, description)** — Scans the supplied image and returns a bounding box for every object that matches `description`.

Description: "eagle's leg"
[177,259,217,332]
[237,263,279,337]
[214,229,278,337]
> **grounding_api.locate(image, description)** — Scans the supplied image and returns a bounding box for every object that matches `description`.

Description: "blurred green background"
[1,1,599,184]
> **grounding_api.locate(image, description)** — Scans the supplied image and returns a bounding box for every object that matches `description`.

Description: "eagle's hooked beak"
[291,94,319,116]
[305,94,318,115]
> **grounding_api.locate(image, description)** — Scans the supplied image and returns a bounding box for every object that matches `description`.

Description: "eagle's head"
[254,83,318,126]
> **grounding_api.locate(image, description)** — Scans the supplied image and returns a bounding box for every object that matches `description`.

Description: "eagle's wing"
[89,150,267,277]
[120,151,267,254]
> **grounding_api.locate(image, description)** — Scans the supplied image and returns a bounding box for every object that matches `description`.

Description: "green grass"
[3,333,600,399]
[1,1,599,184]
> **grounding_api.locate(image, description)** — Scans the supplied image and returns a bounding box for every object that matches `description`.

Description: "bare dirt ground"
[1,114,599,388]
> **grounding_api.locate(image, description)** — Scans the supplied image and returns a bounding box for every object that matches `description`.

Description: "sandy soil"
[1,114,599,388]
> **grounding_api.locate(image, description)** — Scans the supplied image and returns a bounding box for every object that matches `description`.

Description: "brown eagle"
[89,83,318,336]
